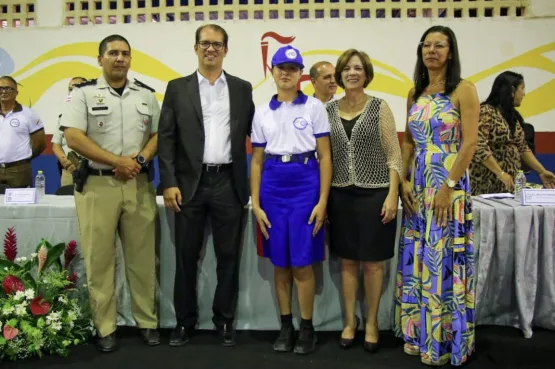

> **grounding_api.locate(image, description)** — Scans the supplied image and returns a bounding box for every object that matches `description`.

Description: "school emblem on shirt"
[98,121,104,128]
[9,119,20,127]
[293,117,308,130]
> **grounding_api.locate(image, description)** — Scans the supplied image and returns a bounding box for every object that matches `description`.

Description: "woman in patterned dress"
[470,71,555,195]
[394,25,479,366]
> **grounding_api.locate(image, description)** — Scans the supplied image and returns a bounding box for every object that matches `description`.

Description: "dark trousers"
[0,162,32,188]
[174,171,244,327]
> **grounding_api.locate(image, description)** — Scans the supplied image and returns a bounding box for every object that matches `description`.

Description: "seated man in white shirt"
[309,61,337,105]
[0,76,46,188]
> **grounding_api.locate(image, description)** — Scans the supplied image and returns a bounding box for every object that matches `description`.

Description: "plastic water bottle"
[514,170,526,201]
[35,170,45,200]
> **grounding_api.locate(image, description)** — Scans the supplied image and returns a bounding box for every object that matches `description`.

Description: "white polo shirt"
[251,92,330,155]
[51,114,71,155]
[0,103,44,164]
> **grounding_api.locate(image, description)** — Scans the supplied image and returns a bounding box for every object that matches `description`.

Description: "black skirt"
[327,186,396,262]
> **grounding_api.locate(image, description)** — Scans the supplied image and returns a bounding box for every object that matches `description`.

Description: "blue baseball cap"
[271,45,305,69]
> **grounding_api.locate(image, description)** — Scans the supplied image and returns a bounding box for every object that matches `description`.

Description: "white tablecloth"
[0,195,553,337]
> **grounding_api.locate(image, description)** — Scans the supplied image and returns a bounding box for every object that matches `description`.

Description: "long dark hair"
[413,26,462,100]
[482,71,524,135]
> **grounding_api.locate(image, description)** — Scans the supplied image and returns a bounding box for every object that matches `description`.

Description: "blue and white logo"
[293,117,308,130]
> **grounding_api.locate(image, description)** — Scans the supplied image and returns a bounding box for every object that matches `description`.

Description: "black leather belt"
[202,163,232,172]
[265,151,317,163]
[0,159,30,168]
[88,167,148,176]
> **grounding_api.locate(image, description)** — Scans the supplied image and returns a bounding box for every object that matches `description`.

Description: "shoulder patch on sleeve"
[133,78,155,93]
[73,79,98,88]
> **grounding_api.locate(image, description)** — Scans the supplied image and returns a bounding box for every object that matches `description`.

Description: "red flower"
[30,296,51,316]
[3,227,17,262]
[2,275,24,294]
[3,325,19,341]
[64,240,78,269]
[66,272,78,289]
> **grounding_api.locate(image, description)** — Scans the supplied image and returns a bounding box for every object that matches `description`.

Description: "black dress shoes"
[169,325,194,347]
[340,316,360,349]
[215,322,236,347]
[140,328,160,346]
[96,333,116,353]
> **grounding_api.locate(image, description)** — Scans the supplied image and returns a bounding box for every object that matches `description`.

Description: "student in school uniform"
[250,45,332,355]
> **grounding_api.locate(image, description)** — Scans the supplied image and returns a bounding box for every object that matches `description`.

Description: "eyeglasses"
[0,87,16,93]
[420,42,448,50]
[197,41,226,51]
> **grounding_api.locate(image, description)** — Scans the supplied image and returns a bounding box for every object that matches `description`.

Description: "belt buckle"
[206,164,220,172]
[281,155,291,163]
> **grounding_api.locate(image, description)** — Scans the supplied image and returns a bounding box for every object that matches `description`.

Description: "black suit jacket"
[158,71,255,206]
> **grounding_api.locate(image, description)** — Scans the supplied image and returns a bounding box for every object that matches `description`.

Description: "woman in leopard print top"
[470,71,555,195]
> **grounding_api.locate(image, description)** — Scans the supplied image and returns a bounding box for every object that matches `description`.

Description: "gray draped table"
[0,195,553,337]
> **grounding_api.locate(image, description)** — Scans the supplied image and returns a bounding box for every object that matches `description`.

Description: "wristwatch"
[445,178,456,189]
[136,155,147,168]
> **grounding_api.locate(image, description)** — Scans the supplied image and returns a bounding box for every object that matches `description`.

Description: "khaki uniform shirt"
[60,76,160,169]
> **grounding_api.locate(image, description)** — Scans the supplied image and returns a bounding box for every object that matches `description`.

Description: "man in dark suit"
[158,24,255,347]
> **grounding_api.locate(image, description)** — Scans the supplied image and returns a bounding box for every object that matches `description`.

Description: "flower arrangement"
[0,227,94,361]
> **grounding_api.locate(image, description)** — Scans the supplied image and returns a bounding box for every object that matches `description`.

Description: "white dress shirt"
[197,70,232,164]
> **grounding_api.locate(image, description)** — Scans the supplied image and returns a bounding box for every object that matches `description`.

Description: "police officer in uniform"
[52,77,86,187]
[60,34,160,352]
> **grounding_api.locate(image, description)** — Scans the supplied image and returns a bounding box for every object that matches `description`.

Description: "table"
[0,195,553,337]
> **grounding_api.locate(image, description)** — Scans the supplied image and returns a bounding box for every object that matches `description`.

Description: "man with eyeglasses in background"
[158,24,255,347]
[0,76,46,188]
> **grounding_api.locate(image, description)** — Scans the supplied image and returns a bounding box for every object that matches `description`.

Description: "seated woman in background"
[470,71,555,195]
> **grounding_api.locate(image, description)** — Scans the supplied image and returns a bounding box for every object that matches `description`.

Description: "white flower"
[46,311,61,324]
[15,304,27,316]
[24,289,35,300]
[51,321,62,331]
[3,267,7,271]
[14,290,25,301]
[58,296,68,305]
[20,257,27,262]
[31,253,38,258]
[15,257,22,262]
[2,305,14,315]
[82,284,87,288]
[66,310,77,321]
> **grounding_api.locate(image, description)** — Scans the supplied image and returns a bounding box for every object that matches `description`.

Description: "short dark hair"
[413,25,461,100]
[195,24,229,46]
[99,34,131,56]
[0,75,18,89]
[334,49,374,89]
[309,61,333,80]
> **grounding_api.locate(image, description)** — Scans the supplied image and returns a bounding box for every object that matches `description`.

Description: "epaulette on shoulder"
[134,78,155,93]
[73,79,98,88]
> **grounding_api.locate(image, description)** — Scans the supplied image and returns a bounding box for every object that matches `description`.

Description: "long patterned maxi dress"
[393,93,475,366]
